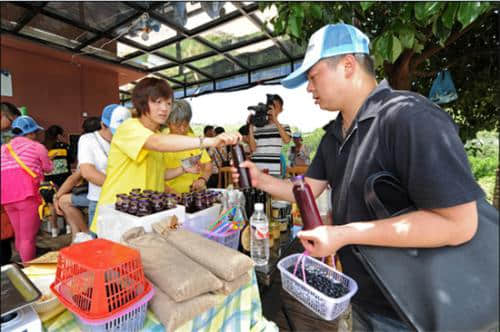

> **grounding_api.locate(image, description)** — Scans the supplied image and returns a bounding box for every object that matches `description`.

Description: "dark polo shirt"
[306,79,484,318]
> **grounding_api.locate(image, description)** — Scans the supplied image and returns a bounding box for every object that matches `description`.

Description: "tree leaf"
[457,2,490,28]
[288,15,301,38]
[373,33,391,61]
[441,3,459,29]
[433,17,452,44]
[414,2,443,21]
[310,4,323,19]
[413,42,424,54]
[389,36,403,63]
[360,2,374,12]
[398,26,415,49]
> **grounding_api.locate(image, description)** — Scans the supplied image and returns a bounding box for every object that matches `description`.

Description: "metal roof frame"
[1,1,305,99]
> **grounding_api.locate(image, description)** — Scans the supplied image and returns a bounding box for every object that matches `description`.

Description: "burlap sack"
[214,270,251,296]
[150,285,224,332]
[160,228,254,281]
[121,227,222,302]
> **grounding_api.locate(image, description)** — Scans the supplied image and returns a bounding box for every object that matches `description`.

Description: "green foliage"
[263,2,499,146]
[265,2,492,64]
[466,131,499,202]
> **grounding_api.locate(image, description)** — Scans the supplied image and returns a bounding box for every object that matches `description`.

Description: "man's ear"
[343,54,356,78]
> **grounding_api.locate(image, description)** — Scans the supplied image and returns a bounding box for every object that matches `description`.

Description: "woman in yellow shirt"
[91,78,240,232]
[164,100,212,195]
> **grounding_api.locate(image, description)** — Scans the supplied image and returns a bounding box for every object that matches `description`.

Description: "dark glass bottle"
[291,175,323,230]
[231,144,251,188]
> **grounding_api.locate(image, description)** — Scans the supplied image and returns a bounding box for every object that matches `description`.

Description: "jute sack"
[215,270,251,296]
[150,285,224,332]
[159,227,254,281]
[121,227,222,302]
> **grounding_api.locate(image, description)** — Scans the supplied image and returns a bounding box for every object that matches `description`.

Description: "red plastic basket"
[50,239,150,321]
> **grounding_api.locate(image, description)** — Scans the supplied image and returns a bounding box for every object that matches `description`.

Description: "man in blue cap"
[54,104,131,232]
[232,23,484,329]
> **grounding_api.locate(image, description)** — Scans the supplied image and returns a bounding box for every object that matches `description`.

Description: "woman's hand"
[191,178,206,191]
[208,133,241,148]
[183,164,200,174]
[297,225,345,258]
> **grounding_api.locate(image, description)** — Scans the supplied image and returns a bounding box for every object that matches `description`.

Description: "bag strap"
[93,132,108,158]
[6,143,38,178]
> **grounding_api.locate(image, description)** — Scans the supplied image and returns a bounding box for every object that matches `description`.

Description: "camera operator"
[247,94,291,177]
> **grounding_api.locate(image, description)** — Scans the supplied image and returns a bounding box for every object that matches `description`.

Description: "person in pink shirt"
[1,116,52,262]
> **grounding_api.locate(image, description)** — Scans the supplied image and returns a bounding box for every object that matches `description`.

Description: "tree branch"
[411,12,491,70]
[413,47,500,78]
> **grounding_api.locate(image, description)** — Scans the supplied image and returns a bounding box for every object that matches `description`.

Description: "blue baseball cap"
[281,24,370,89]
[11,116,44,136]
[101,104,131,134]
[292,132,302,139]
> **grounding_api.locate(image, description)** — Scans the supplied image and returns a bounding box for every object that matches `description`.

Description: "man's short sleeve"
[305,136,328,180]
[77,133,95,165]
[390,107,484,209]
[112,119,154,163]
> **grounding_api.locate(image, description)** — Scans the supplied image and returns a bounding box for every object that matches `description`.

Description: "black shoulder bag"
[355,171,499,331]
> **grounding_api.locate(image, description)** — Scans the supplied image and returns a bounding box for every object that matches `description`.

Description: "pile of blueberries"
[287,264,349,298]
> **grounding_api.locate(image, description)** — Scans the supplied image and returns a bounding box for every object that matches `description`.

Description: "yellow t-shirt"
[164,133,211,194]
[90,118,166,232]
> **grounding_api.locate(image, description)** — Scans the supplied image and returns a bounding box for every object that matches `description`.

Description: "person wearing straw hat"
[1,116,53,262]
[232,23,484,329]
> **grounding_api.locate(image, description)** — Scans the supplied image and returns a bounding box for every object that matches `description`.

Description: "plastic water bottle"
[250,203,269,266]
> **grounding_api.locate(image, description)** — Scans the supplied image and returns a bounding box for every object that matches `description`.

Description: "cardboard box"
[97,204,186,243]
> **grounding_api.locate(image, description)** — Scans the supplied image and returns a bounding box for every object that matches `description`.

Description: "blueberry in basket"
[287,265,349,298]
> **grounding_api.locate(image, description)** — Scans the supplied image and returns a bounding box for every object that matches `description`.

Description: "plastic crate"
[183,209,240,250]
[277,254,358,321]
[97,204,186,243]
[73,286,154,332]
[50,239,151,321]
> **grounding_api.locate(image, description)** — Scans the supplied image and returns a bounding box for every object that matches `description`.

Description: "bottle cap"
[254,203,264,211]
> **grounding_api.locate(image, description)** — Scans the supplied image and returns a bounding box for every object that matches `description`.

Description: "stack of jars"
[115,189,178,216]
[180,189,220,213]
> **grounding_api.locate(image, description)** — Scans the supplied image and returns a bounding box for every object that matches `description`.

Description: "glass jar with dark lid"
[137,198,152,216]
[130,188,141,195]
[127,198,139,215]
[166,194,177,209]
[151,198,164,213]
[115,194,126,211]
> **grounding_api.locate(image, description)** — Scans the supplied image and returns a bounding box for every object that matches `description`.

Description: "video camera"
[247,94,281,128]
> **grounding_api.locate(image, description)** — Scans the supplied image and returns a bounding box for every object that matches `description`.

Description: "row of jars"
[181,190,220,214]
[115,188,221,216]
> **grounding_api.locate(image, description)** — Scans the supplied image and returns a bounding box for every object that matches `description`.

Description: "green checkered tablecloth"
[43,270,277,332]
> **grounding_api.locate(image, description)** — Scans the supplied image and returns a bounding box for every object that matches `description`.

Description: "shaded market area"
[1,2,498,332]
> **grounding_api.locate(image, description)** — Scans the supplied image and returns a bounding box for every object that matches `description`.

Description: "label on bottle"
[252,224,269,239]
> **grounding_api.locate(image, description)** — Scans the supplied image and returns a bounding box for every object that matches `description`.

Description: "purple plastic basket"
[73,286,155,332]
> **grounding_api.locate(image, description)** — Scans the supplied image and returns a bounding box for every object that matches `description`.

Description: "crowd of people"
[0,21,493,331]
[0,76,310,264]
